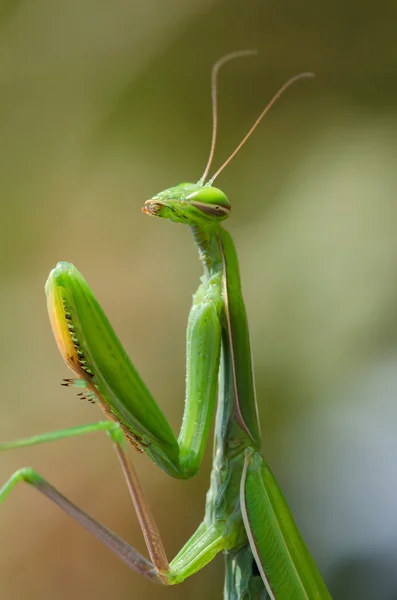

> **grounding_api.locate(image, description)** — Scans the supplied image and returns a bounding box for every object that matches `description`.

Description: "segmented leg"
[0,422,228,585]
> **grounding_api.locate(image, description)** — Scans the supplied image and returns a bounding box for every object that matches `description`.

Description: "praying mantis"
[0,52,332,599]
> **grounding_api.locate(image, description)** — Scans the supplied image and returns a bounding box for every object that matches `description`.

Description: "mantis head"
[142,55,313,229]
[143,183,231,225]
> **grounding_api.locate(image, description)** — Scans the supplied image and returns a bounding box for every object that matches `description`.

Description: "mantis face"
[143,182,231,225]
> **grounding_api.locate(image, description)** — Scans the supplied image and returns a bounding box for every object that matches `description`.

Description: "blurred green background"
[1,1,397,598]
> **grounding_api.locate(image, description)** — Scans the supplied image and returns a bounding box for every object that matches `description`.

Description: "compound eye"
[187,186,231,219]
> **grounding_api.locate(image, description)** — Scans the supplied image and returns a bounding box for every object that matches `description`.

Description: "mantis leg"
[0,421,228,584]
[47,262,223,479]
[1,421,170,576]
[0,468,227,584]
[240,451,332,599]
[0,467,161,583]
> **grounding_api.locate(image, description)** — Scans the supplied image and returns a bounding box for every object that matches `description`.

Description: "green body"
[1,178,332,598]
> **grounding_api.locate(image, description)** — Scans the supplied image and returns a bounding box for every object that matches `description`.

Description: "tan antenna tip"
[200,50,258,185]
[209,72,315,184]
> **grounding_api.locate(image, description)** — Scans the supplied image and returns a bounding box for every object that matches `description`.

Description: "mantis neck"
[190,224,223,281]
[191,223,261,459]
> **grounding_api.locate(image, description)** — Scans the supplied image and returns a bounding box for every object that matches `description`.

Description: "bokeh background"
[1,1,397,598]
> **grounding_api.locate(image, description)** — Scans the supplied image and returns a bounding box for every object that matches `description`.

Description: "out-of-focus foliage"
[1,1,397,599]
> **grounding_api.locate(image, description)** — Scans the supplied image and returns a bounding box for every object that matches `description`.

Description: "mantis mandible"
[0,52,332,599]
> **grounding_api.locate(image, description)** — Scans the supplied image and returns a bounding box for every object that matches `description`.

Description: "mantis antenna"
[209,71,314,183]
[199,50,258,184]
[201,56,314,184]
